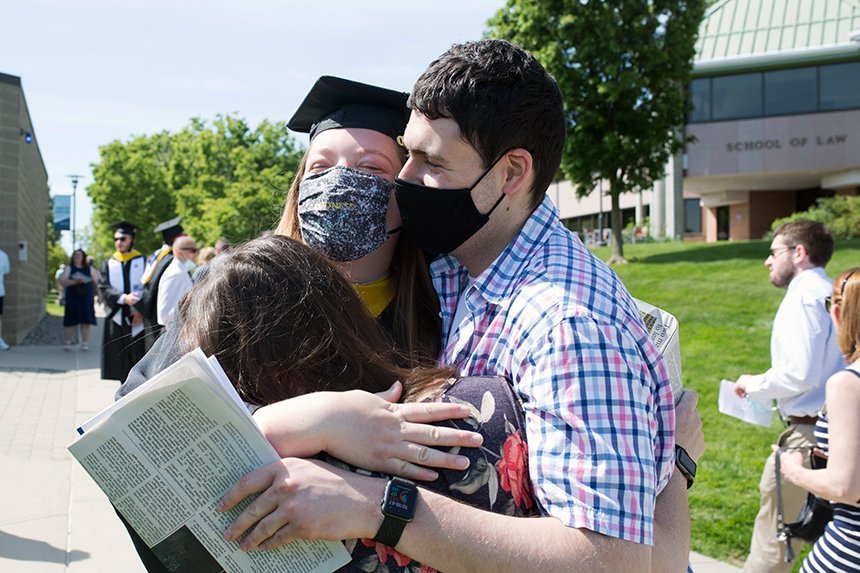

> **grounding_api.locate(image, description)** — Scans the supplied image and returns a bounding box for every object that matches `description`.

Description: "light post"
[67,175,84,251]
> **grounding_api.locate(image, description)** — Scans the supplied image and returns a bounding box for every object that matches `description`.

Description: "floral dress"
[330,376,539,573]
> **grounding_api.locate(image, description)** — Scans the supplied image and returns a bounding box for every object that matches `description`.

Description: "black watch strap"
[374,515,408,547]
[675,444,697,489]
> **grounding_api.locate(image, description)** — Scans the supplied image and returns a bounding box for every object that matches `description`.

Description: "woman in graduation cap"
[275,76,441,368]
[112,81,482,573]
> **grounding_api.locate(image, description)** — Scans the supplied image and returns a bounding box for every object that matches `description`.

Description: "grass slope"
[590,239,860,567]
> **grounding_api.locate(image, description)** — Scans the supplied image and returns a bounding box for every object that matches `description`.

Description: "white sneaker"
[0,338,9,351]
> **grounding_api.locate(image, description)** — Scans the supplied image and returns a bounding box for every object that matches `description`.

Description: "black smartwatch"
[675,445,697,489]
[373,477,418,547]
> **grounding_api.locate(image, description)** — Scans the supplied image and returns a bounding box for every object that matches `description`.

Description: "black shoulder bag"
[774,446,833,562]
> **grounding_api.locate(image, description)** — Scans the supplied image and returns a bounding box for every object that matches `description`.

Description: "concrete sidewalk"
[0,317,146,573]
[0,317,742,572]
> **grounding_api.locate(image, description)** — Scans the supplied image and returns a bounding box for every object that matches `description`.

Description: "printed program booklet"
[68,349,351,573]
[634,298,684,402]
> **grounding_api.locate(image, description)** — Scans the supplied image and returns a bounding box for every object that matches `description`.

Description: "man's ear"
[793,243,809,265]
[500,148,534,196]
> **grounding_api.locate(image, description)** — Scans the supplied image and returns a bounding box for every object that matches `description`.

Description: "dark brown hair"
[69,249,90,272]
[409,39,566,211]
[773,220,834,267]
[178,236,452,406]
[275,151,442,368]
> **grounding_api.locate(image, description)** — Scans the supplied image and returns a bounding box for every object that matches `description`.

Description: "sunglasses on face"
[114,236,130,242]
[179,247,198,253]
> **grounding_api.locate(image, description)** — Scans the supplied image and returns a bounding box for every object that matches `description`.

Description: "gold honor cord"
[141,247,172,284]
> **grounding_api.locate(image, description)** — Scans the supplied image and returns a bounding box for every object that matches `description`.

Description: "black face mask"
[394,155,506,255]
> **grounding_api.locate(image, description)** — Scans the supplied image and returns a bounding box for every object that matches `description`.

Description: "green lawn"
[46,289,64,317]
[590,239,860,568]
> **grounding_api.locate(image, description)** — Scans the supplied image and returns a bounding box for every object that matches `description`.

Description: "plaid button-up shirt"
[430,195,675,545]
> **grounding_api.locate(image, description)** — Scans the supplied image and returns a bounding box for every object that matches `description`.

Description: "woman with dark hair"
[58,249,97,350]
[129,235,538,573]
[779,268,860,572]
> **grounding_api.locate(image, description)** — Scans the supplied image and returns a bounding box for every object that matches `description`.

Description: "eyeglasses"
[826,270,857,313]
[768,246,793,258]
[179,247,198,253]
[114,236,130,242]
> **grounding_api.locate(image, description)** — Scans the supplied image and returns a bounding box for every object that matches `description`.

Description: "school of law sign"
[686,109,860,178]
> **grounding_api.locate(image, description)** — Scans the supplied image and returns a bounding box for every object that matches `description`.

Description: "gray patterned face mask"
[298,166,400,262]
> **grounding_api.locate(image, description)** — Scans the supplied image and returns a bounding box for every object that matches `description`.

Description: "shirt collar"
[787,266,827,293]
[430,194,557,305]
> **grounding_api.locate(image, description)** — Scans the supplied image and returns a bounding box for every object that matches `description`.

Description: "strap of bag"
[773,448,795,562]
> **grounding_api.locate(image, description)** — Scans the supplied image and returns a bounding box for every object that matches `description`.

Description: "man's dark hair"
[409,39,566,210]
[774,219,834,267]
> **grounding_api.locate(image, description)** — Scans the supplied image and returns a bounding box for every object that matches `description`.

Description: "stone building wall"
[0,72,49,344]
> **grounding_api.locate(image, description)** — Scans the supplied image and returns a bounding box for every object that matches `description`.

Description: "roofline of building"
[693,41,860,76]
[1,72,49,181]
[0,71,23,86]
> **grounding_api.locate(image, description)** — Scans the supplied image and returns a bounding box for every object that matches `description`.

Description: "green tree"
[488,0,707,263]
[87,114,303,258]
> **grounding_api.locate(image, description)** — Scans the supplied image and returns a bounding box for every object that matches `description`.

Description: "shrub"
[770,195,860,239]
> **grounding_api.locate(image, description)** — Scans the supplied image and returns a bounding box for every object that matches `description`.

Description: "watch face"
[676,446,696,477]
[383,481,416,520]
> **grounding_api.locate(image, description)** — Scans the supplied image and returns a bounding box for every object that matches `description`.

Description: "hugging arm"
[220,458,650,572]
[220,318,681,570]
[253,382,483,480]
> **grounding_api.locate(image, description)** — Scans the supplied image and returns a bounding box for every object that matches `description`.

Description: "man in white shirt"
[156,236,198,327]
[734,220,844,573]
[0,247,10,350]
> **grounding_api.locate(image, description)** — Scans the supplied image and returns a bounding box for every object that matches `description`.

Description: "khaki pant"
[742,423,817,573]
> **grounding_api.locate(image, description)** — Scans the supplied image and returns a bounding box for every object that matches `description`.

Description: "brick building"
[0,72,49,344]
[558,0,860,242]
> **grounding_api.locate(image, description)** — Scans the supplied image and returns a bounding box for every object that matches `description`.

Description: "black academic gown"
[99,254,148,382]
[139,248,174,350]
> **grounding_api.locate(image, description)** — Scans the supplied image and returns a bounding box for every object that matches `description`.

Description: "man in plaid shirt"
[222,39,700,571]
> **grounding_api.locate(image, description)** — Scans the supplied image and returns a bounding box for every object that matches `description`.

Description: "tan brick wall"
[0,74,49,344]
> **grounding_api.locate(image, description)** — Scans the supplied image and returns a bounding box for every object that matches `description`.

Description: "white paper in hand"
[718,379,773,428]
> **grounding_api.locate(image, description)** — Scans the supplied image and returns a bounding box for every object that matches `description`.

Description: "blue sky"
[2,0,503,251]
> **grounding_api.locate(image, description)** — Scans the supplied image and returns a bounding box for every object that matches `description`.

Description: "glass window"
[684,199,702,234]
[820,62,860,111]
[764,67,817,116]
[688,78,711,122]
[712,73,762,120]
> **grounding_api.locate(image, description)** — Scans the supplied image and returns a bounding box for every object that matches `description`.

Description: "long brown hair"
[275,150,442,368]
[178,236,452,406]
[833,267,860,364]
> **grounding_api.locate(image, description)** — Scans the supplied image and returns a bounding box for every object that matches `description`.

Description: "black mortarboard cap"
[110,221,140,236]
[287,76,409,141]
[154,217,182,233]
